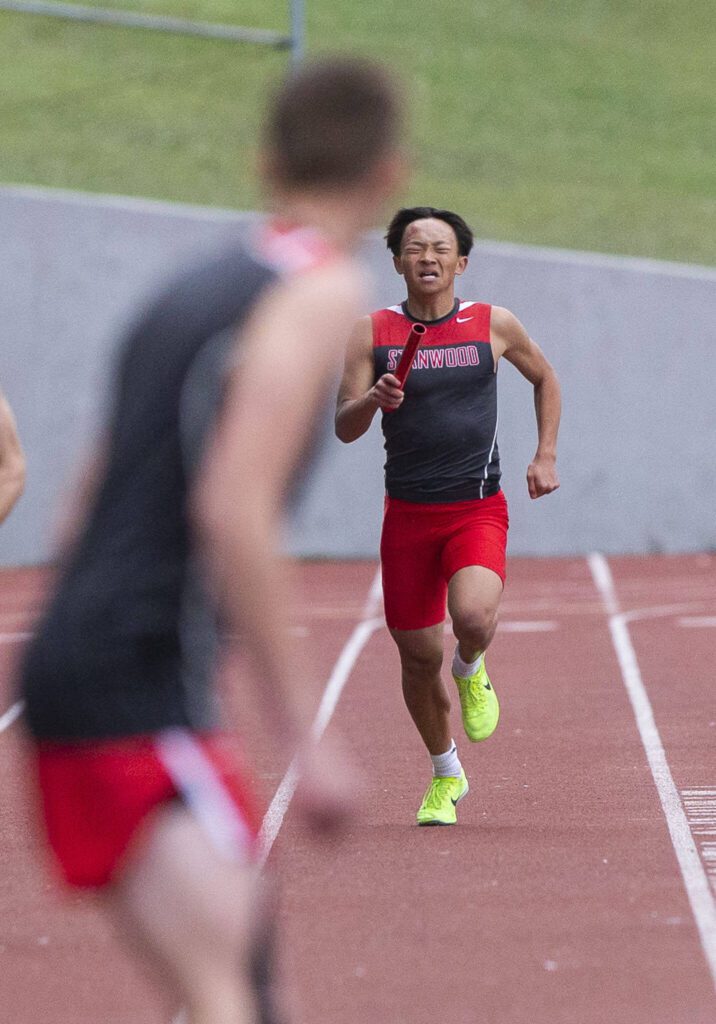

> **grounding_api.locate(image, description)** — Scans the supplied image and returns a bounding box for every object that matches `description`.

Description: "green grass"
[1,0,714,263]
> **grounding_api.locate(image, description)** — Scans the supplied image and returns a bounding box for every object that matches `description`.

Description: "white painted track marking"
[498,620,558,632]
[682,791,716,896]
[443,619,558,635]
[678,617,716,628]
[257,570,383,868]
[0,633,31,734]
[623,603,705,624]
[588,552,716,992]
[0,632,33,644]
[0,700,24,734]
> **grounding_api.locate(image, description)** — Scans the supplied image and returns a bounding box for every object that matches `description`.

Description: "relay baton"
[394,323,426,389]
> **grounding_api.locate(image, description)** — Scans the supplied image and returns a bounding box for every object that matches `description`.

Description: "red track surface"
[1,556,715,1023]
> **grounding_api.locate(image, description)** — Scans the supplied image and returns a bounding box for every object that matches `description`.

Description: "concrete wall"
[1,183,715,565]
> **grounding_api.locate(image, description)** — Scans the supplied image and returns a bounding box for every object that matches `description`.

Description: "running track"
[0,555,714,1023]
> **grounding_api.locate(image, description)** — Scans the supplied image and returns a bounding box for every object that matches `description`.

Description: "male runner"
[0,388,25,524]
[335,207,561,826]
[18,60,404,1024]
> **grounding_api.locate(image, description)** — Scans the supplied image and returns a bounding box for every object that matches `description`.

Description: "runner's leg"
[389,624,452,755]
[447,566,504,743]
[381,499,452,756]
[448,565,503,662]
[105,800,264,1024]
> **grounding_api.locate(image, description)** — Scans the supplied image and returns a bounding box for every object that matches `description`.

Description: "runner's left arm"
[0,390,26,524]
[491,306,561,499]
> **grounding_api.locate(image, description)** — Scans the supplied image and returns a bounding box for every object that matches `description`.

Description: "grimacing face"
[393,217,468,296]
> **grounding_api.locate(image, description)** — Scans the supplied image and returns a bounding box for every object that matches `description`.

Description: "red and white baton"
[394,322,426,389]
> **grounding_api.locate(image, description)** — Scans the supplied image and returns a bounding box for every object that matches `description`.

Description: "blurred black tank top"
[21,225,334,741]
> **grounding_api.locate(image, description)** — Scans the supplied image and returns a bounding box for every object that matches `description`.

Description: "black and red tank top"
[372,299,500,503]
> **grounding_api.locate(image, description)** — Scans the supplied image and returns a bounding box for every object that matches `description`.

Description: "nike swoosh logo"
[456,316,473,323]
[451,796,459,806]
[484,681,492,690]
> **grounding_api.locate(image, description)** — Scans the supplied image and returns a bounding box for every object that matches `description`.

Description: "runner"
[18,59,405,1024]
[335,206,561,826]
[0,388,25,524]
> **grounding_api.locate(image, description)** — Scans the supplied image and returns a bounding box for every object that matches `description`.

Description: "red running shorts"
[380,490,509,631]
[32,730,261,888]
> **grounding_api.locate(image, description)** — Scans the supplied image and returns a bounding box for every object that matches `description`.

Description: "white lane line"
[588,553,716,991]
[498,620,558,632]
[682,790,716,897]
[0,701,24,734]
[0,632,33,644]
[443,619,558,635]
[257,570,383,869]
[0,632,31,734]
[588,551,620,615]
[678,617,716,628]
[623,604,705,624]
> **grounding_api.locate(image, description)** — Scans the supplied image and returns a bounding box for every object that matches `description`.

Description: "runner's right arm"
[335,316,404,441]
[0,390,25,525]
[194,263,363,830]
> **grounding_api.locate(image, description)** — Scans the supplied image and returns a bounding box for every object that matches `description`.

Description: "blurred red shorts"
[32,730,261,888]
[380,490,509,631]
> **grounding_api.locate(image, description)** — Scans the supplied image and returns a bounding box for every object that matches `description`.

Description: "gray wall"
[1,183,715,565]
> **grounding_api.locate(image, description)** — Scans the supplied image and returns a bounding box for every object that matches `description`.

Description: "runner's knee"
[452,606,497,652]
[398,643,443,681]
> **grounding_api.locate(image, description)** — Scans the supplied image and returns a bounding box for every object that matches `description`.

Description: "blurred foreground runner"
[336,207,561,826]
[19,59,404,1024]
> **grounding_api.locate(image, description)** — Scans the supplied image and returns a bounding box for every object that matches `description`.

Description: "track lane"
[2,559,715,1022]
[275,557,716,1024]
[592,554,716,994]
[0,562,380,1023]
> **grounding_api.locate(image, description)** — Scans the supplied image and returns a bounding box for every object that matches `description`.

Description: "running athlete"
[335,207,561,826]
[18,60,404,1024]
[0,388,25,524]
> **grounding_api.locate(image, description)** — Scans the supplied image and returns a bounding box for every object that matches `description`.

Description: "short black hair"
[265,57,402,188]
[385,207,474,257]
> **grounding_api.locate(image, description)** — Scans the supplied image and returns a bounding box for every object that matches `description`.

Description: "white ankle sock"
[431,740,462,778]
[452,646,483,678]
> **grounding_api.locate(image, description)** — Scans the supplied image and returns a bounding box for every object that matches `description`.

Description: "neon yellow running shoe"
[416,768,469,826]
[453,658,499,742]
